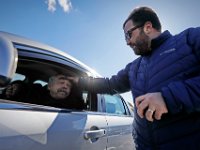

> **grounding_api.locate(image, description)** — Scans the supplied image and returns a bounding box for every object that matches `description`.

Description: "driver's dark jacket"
[41,93,84,110]
[36,85,84,110]
[79,27,200,150]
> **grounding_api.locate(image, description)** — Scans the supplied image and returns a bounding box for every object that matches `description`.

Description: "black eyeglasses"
[125,24,143,42]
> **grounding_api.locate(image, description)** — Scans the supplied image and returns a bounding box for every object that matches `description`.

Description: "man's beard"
[132,30,151,56]
[56,88,70,99]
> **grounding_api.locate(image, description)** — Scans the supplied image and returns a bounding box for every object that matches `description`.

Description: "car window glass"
[104,94,126,115]
[34,80,47,87]
[11,73,25,82]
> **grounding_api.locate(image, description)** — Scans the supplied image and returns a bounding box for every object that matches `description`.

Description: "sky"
[0,0,200,103]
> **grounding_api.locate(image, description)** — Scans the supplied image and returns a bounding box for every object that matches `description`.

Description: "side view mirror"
[0,35,18,87]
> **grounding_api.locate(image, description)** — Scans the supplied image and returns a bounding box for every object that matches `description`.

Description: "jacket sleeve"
[78,62,133,94]
[161,27,200,114]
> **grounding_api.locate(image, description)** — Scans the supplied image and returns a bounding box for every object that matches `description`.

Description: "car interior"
[0,55,99,111]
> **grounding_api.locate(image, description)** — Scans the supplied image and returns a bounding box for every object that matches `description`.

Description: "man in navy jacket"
[70,6,200,150]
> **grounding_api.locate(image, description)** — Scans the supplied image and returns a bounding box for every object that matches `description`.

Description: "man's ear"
[143,21,153,34]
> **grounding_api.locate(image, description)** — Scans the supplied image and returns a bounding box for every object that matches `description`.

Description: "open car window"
[0,49,98,111]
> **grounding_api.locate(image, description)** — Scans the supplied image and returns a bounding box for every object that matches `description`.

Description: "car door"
[0,31,134,150]
[103,94,135,150]
[0,100,108,150]
[0,31,108,150]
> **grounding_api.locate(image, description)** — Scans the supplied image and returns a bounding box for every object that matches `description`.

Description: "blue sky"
[0,0,200,103]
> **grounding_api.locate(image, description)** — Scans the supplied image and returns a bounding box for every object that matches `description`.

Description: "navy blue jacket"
[79,27,200,150]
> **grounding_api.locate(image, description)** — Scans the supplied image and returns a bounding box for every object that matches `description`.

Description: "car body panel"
[106,115,134,150]
[0,101,108,150]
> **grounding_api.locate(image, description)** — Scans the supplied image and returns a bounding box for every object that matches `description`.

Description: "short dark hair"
[123,6,161,31]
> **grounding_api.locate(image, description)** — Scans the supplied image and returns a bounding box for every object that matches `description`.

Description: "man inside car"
[43,74,84,110]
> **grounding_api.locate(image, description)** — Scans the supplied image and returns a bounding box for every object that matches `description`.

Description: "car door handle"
[84,129,106,140]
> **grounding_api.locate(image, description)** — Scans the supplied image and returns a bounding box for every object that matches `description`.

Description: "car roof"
[0,31,101,77]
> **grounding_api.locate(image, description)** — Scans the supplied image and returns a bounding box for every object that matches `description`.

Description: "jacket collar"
[151,30,172,50]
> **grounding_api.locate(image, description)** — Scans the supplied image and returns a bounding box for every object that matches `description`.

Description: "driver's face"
[48,76,72,100]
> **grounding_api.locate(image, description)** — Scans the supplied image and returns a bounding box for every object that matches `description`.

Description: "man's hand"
[67,76,79,84]
[135,92,168,122]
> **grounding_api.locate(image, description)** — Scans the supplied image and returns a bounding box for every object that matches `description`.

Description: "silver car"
[0,31,134,150]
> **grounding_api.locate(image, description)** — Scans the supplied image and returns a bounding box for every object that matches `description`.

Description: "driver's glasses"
[125,25,143,42]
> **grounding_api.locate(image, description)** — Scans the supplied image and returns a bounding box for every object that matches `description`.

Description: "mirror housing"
[0,35,18,87]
